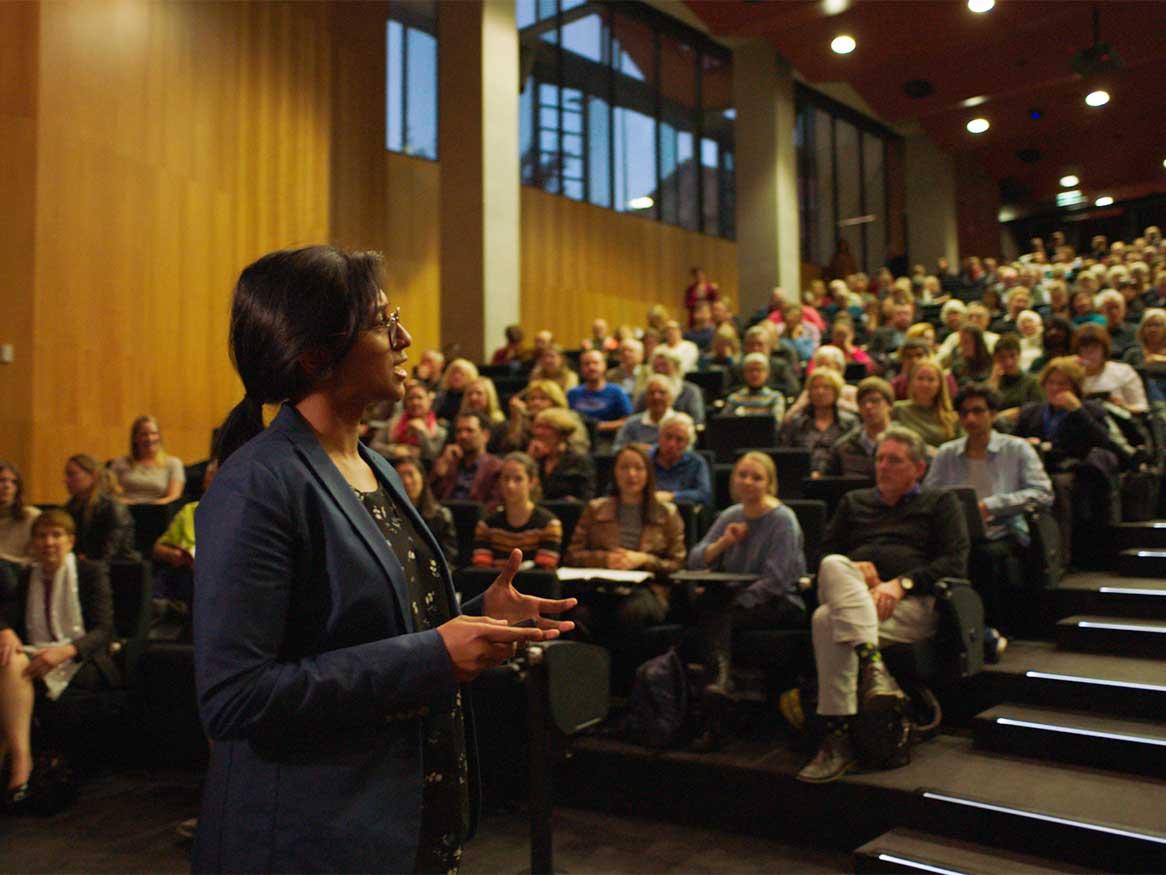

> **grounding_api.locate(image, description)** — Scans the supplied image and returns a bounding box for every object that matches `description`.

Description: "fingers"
[529,596,578,615]
[476,624,554,644]
[535,617,575,633]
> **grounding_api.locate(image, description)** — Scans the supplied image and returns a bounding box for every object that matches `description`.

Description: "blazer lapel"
[275,406,415,633]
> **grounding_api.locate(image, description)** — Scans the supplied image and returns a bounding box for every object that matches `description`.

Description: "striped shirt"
[471,505,563,569]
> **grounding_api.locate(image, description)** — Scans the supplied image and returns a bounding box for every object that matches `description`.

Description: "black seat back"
[593,453,616,495]
[128,503,179,558]
[801,476,873,519]
[686,370,726,406]
[442,500,484,569]
[843,362,868,383]
[107,559,153,683]
[705,415,776,463]
[539,499,584,552]
[783,499,827,570]
[454,566,561,602]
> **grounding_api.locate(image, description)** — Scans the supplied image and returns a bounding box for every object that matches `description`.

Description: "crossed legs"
[0,652,34,790]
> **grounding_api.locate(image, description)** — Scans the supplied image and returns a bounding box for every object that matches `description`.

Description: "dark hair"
[993,333,1021,356]
[899,337,930,357]
[1042,316,1074,354]
[0,460,27,522]
[609,445,662,527]
[856,376,894,405]
[505,324,523,344]
[1072,322,1112,358]
[954,382,1001,413]
[214,246,384,464]
[393,457,441,518]
[958,324,993,371]
[455,410,490,432]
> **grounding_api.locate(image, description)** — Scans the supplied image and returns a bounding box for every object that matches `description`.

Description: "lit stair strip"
[1077,621,1166,633]
[996,717,1166,747]
[1099,587,1166,597]
[922,792,1166,845]
[1132,550,1166,557]
[875,854,966,875]
[1025,671,1166,693]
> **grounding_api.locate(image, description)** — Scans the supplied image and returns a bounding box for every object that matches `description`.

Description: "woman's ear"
[298,348,331,383]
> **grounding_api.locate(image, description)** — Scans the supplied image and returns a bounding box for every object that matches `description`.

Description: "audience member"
[429,411,503,504]
[529,346,579,393]
[826,315,873,373]
[891,359,961,449]
[1096,290,1136,359]
[607,338,644,397]
[950,325,994,386]
[778,369,859,472]
[638,349,706,425]
[370,380,447,462]
[650,413,712,506]
[581,318,618,354]
[471,453,562,570]
[529,408,595,501]
[0,462,40,567]
[731,326,800,398]
[816,377,894,479]
[1027,316,1073,374]
[568,350,633,444]
[503,380,590,456]
[867,301,914,371]
[490,325,525,365]
[684,267,719,328]
[937,300,967,344]
[1070,289,1106,327]
[614,375,675,450]
[687,452,806,748]
[890,339,958,402]
[394,457,459,564]
[684,302,717,351]
[988,335,1044,411]
[1123,308,1166,402]
[1015,309,1044,371]
[153,460,219,603]
[434,358,478,422]
[1074,324,1148,413]
[723,353,787,423]
[789,346,858,417]
[775,302,821,363]
[797,427,969,783]
[710,298,744,338]
[700,324,740,372]
[662,320,700,375]
[64,454,137,562]
[110,415,185,505]
[412,348,445,393]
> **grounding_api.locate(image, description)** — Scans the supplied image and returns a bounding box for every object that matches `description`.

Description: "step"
[973,703,1166,777]
[1117,548,1166,578]
[1054,573,1166,620]
[978,642,1166,722]
[1056,615,1166,659]
[1114,521,1166,551]
[854,827,1095,874]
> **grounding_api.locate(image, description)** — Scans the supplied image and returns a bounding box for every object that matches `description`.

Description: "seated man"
[924,384,1053,658]
[567,349,632,449]
[816,377,894,479]
[651,412,712,506]
[798,426,969,783]
[988,334,1043,412]
[429,411,503,505]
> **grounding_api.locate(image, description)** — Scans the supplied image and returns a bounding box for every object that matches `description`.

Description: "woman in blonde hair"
[528,346,579,393]
[686,451,806,749]
[529,408,595,501]
[891,358,961,449]
[777,369,858,471]
[434,358,479,422]
[501,379,590,455]
[64,454,138,561]
[109,415,185,505]
[458,376,510,453]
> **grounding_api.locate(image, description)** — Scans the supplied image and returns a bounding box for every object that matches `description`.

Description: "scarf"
[24,553,85,700]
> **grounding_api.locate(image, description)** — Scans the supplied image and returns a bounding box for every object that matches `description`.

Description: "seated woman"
[564,445,685,643]
[1015,309,1044,372]
[529,346,579,393]
[778,369,858,472]
[458,376,510,454]
[891,358,961,450]
[368,380,447,462]
[501,379,590,456]
[614,375,675,450]
[109,415,185,505]
[152,460,219,603]
[1122,308,1166,402]
[788,346,858,416]
[64,454,137,562]
[774,301,820,363]
[0,510,117,810]
[1070,290,1107,327]
[433,358,478,422]
[471,453,562,570]
[0,461,40,567]
[687,452,806,744]
[529,408,596,501]
[699,324,740,374]
[1075,323,1148,413]
[1027,315,1073,374]
[635,349,706,425]
[950,324,994,386]
[392,457,459,564]
[723,353,786,423]
[826,314,874,372]
[890,339,958,401]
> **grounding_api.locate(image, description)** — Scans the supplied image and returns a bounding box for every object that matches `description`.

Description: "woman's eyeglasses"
[370,306,406,349]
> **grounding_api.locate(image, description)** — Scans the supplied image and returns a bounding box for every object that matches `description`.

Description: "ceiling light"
[966,117,990,134]
[1085,89,1110,107]
[1095,196,1115,207]
[627,196,654,210]
[831,34,856,54]
[1060,175,1080,187]
[967,0,995,12]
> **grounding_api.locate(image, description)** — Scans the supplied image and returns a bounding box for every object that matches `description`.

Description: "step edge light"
[876,853,967,875]
[996,717,1166,747]
[1025,670,1166,693]
[1078,620,1166,634]
[1099,587,1166,596]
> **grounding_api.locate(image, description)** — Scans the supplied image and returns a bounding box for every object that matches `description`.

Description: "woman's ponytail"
[213,395,266,466]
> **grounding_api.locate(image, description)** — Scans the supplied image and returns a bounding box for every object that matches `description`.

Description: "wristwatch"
[898,576,914,593]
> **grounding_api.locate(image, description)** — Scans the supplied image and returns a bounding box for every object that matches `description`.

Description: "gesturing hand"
[436,615,553,682]
[721,522,748,547]
[482,549,577,633]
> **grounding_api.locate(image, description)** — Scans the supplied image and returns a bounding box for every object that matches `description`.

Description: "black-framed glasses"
[370,306,406,349]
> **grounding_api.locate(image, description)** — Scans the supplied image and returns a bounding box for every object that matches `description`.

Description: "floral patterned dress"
[356,485,469,875]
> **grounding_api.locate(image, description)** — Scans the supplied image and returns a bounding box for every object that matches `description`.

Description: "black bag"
[853,691,912,770]
[1121,469,1160,523]
[624,647,693,749]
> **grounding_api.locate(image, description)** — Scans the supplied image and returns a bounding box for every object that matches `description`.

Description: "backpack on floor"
[624,647,694,749]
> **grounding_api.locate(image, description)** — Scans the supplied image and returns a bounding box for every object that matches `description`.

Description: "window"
[519,1,734,239]
[386,2,438,160]
[796,86,896,275]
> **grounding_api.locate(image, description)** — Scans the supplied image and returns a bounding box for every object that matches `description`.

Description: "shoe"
[4,782,33,815]
[702,651,734,701]
[796,732,856,783]
[857,658,906,713]
[778,688,805,733]
[984,627,1008,664]
[175,817,198,841]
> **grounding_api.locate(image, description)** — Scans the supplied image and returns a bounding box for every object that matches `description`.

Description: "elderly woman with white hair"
[634,348,706,425]
[936,299,967,344]
[1015,309,1044,371]
[723,353,786,423]
[1124,308,1166,403]
[786,346,858,417]
[1095,288,1137,359]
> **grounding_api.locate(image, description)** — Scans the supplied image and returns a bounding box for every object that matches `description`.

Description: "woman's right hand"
[719,522,748,548]
[0,628,23,668]
[436,615,552,682]
[509,396,527,419]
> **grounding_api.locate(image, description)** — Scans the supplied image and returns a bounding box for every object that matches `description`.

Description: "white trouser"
[812,554,937,716]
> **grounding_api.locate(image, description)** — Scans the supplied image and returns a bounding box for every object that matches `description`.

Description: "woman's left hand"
[24,644,77,680]
[483,549,577,633]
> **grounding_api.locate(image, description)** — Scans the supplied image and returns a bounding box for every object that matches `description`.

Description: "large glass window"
[386,2,438,160]
[519,2,734,239]
[796,87,896,275]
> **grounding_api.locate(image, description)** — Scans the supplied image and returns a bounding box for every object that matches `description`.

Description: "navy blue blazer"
[192,405,480,873]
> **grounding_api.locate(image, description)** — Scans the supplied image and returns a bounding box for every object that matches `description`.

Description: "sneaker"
[796,732,856,783]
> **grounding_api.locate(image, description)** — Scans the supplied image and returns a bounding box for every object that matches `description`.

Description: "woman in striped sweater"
[471,453,562,569]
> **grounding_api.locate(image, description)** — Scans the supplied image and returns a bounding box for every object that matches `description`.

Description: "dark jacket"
[540,449,596,502]
[778,408,859,473]
[192,405,482,874]
[430,451,503,505]
[820,425,877,478]
[1012,400,1130,470]
[67,494,139,561]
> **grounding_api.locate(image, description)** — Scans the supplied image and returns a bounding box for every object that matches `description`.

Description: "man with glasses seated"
[924,384,1053,661]
[798,426,968,784]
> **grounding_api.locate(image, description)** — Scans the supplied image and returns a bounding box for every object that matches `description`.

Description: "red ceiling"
[685,0,1166,207]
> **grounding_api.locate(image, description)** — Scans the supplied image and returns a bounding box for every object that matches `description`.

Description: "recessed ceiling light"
[627,196,654,210]
[1060,175,1080,187]
[966,117,990,134]
[1095,196,1115,207]
[968,0,995,12]
[1085,90,1110,107]
[831,34,856,54]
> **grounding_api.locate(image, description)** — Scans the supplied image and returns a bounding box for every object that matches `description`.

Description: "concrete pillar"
[732,40,800,315]
[438,0,520,362]
[904,132,959,269]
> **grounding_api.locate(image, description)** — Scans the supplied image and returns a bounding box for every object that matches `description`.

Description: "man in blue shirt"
[924,383,1053,659]
[650,412,712,506]
[567,349,632,449]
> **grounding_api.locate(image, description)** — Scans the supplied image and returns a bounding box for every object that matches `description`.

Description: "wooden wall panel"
[520,188,738,346]
[26,1,333,500]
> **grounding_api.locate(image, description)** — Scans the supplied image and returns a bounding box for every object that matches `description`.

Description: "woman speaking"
[193,246,574,874]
